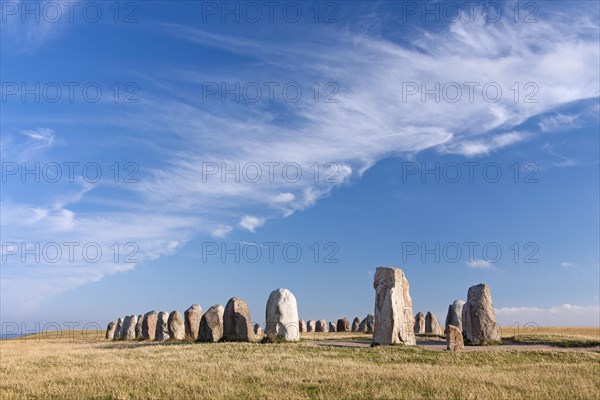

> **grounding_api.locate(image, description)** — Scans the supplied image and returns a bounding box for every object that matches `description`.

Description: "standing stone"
[328,322,337,332]
[365,314,375,333]
[184,304,203,340]
[414,312,425,334]
[106,321,117,340]
[135,314,143,339]
[156,311,170,341]
[142,311,158,341]
[265,288,300,341]
[199,304,224,342]
[168,311,185,340]
[307,320,316,332]
[223,297,254,342]
[114,318,123,340]
[425,311,443,336]
[121,315,138,340]
[359,314,375,333]
[351,317,360,332]
[373,266,416,346]
[336,317,350,332]
[299,319,307,333]
[315,319,328,332]
[446,325,464,351]
[254,323,264,340]
[462,283,501,345]
[444,300,465,335]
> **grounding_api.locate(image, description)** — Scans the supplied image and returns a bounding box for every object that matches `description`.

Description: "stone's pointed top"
[453,299,465,306]
[187,304,202,311]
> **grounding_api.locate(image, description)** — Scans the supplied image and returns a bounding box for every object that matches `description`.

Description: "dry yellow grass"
[1,330,599,399]
[500,326,600,347]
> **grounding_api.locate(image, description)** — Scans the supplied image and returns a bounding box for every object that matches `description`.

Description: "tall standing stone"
[223,297,254,342]
[114,318,123,340]
[462,283,501,345]
[414,312,425,334]
[299,319,307,333]
[425,311,443,335]
[328,322,337,332]
[156,311,170,341]
[184,304,203,340]
[135,314,143,339]
[142,311,158,341]
[106,321,117,340]
[121,315,138,340]
[168,311,185,340]
[199,304,224,342]
[265,288,300,341]
[351,317,360,332]
[307,320,316,332]
[315,319,328,332]
[336,318,350,332]
[372,266,416,346]
[444,300,465,334]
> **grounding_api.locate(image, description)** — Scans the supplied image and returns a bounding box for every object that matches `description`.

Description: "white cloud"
[539,113,579,132]
[495,304,600,327]
[467,259,492,269]
[239,215,265,232]
[272,192,295,203]
[441,131,530,157]
[2,128,56,161]
[211,224,233,238]
[560,261,573,269]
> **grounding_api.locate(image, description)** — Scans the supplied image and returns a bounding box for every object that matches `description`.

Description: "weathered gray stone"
[328,322,337,332]
[315,319,327,332]
[114,318,123,340]
[184,304,202,340]
[336,317,350,332]
[135,314,143,339]
[156,311,170,341]
[414,312,425,334]
[444,300,465,335]
[351,317,360,332]
[142,311,158,341]
[299,319,307,333]
[223,297,254,342]
[307,320,316,332]
[446,324,464,351]
[358,314,375,333]
[462,283,501,345]
[425,311,443,336]
[106,321,117,340]
[265,288,300,341]
[168,311,185,340]
[121,315,137,340]
[373,266,416,346]
[199,304,224,342]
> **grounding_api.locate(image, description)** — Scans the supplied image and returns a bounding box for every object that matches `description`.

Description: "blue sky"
[1,0,599,332]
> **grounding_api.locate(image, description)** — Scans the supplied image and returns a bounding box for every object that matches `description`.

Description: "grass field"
[1,328,599,399]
